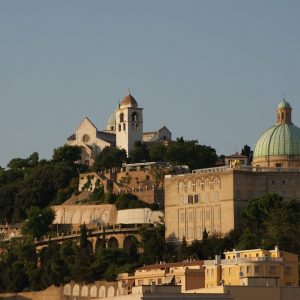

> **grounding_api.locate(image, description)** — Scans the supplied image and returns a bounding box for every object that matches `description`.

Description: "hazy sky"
[1,1,300,167]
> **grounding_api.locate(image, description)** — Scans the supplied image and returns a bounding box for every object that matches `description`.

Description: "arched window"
[120,113,124,123]
[131,112,138,122]
[118,124,121,132]
[281,112,284,121]
[123,123,126,131]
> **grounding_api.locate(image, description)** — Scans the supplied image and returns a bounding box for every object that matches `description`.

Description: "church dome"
[107,112,116,126]
[253,99,300,167]
[253,124,300,157]
[120,92,138,108]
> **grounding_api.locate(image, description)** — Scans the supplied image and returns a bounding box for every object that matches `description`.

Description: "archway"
[72,284,80,296]
[81,285,88,297]
[123,235,138,257]
[99,286,106,298]
[95,238,105,252]
[108,237,119,248]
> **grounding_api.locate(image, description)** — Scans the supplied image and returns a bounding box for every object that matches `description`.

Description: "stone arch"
[92,209,101,224]
[81,285,88,297]
[213,176,221,190]
[204,178,210,191]
[72,210,81,224]
[107,286,115,297]
[123,235,138,256]
[63,284,71,296]
[64,209,72,224]
[81,210,92,224]
[101,210,110,225]
[120,113,124,123]
[131,111,138,122]
[195,178,202,192]
[73,284,80,296]
[108,237,119,248]
[178,181,184,193]
[90,285,97,297]
[99,286,106,298]
[54,209,63,223]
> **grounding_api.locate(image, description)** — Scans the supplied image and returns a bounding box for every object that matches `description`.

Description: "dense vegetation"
[0,145,82,224]
[0,142,299,293]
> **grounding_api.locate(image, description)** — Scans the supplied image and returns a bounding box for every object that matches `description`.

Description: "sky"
[1,0,300,167]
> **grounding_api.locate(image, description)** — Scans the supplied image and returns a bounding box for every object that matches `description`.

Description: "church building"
[164,99,300,244]
[67,92,172,165]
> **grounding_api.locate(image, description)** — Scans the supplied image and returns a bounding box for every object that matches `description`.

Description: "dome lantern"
[277,98,292,125]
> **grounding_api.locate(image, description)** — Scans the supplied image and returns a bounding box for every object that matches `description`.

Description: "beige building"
[117,260,205,295]
[165,99,300,243]
[67,92,172,165]
[204,247,298,288]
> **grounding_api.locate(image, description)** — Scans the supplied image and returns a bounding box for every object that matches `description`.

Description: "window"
[194,194,199,203]
[123,123,126,131]
[270,266,276,275]
[179,211,185,223]
[246,266,251,274]
[205,179,210,190]
[136,124,139,131]
[179,195,184,205]
[120,113,124,122]
[205,193,210,202]
[118,124,121,131]
[157,278,162,284]
[214,191,219,201]
[282,179,286,185]
[131,112,138,122]
[271,179,276,185]
[275,163,282,168]
[285,267,292,275]
[255,266,260,274]
[188,195,193,204]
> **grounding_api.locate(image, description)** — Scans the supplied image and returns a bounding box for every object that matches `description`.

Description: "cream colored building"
[67,92,172,165]
[165,99,300,243]
[204,247,298,288]
[117,260,205,295]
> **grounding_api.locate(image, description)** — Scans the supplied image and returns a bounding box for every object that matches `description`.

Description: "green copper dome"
[254,124,300,158]
[107,112,116,127]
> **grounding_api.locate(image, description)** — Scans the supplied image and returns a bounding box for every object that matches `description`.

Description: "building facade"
[164,99,300,243]
[67,92,172,165]
[204,247,299,288]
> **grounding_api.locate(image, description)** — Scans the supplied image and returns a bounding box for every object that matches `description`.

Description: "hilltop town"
[0,94,300,300]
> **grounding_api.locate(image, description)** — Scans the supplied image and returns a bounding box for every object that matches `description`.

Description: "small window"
[275,163,282,168]
[118,124,121,131]
[188,195,193,204]
[255,266,260,274]
[120,113,124,123]
[194,195,199,203]
[123,123,126,131]
[157,278,162,284]
[282,179,286,185]
[270,266,276,274]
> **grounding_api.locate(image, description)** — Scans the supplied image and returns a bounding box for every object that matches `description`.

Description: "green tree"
[52,145,81,164]
[241,145,253,165]
[93,146,127,173]
[128,141,149,162]
[21,207,55,239]
[149,144,167,162]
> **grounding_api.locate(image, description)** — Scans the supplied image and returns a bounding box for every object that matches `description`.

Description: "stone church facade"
[67,92,172,165]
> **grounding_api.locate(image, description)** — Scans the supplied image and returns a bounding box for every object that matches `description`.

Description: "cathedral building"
[164,99,300,244]
[67,92,172,165]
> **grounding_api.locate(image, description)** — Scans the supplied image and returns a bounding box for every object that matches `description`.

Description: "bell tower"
[116,92,143,156]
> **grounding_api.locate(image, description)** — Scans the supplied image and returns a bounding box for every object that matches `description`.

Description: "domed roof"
[107,112,116,126]
[254,124,300,158]
[120,92,138,108]
[277,99,291,109]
